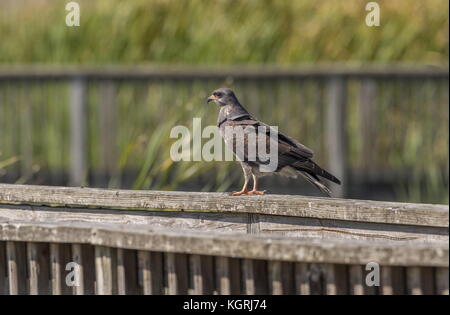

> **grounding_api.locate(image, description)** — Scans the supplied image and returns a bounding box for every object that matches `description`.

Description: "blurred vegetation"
[0,0,448,64]
[0,0,448,203]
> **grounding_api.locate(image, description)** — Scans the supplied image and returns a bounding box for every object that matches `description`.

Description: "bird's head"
[207,88,238,106]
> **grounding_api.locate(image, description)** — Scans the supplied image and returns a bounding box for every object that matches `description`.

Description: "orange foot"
[248,190,266,195]
[229,189,249,196]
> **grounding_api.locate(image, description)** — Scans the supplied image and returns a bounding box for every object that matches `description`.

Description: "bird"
[206,88,341,197]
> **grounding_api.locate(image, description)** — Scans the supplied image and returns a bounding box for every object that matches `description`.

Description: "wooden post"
[166,253,178,295]
[138,250,152,295]
[295,263,310,295]
[72,244,85,295]
[326,76,347,198]
[349,265,364,295]
[435,268,449,295]
[215,256,231,295]
[99,80,117,184]
[116,248,126,295]
[27,242,39,295]
[70,77,87,187]
[381,266,393,295]
[269,261,283,295]
[406,267,423,295]
[95,246,113,295]
[50,243,61,295]
[0,242,6,295]
[6,242,18,295]
[189,254,203,294]
[358,79,377,184]
[242,259,255,295]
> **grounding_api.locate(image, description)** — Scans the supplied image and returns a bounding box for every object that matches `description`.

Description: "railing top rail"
[0,219,447,266]
[0,65,448,80]
[0,184,448,228]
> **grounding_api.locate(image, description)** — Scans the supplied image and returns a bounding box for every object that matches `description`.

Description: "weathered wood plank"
[49,243,61,295]
[27,242,39,295]
[95,246,113,295]
[295,263,310,295]
[26,242,51,295]
[71,244,84,295]
[215,256,230,295]
[435,268,449,295]
[0,184,447,227]
[6,241,18,295]
[258,213,447,243]
[269,261,282,295]
[326,76,347,198]
[189,254,203,294]
[200,256,215,294]
[406,267,423,295]
[3,204,446,244]
[349,265,364,295]
[0,221,447,267]
[0,242,7,295]
[242,259,255,295]
[116,248,126,295]
[69,78,87,187]
[323,264,337,295]
[165,253,177,295]
[0,65,447,81]
[138,250,152,295]
[381,266,393,295]
[123,249,140,295]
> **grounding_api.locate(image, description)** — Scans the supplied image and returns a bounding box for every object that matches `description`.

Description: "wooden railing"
[0,66,448,199]
[0,184,448,295]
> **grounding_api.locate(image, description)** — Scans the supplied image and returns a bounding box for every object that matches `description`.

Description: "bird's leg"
[248,174,266,195]
[230,165,251,196]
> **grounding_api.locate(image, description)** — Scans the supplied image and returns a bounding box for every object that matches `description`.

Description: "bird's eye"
[214,92,223,98]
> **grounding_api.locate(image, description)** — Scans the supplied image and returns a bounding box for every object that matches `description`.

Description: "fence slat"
[406,267,423,295]
[349,265,364,295]
[69,77,87,187]
[435,268,449,295]
[295,263,310,295]
[117,248,126,295]
[242,259,255,295]
[189,254,203,294]
[138,250,152,295]
[50,243,61,295]
[0,242,7,295]
[71,244,84,295]
[27,243,39,295]
[381,266,393,295]
[326,76,347,198]
[95,246,113,295]
[6,242,18,295]
[99,80,117,182]
[166,253,177,295]
[269,261,282,295]
[215,256,230,295]
[323,264,337,295]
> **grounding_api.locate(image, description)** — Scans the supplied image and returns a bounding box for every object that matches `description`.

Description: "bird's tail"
[298,171,333,197]
[292,160,341,185]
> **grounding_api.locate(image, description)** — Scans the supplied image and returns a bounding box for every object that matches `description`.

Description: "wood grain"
[0,184,447,227]
[0,220,447,266]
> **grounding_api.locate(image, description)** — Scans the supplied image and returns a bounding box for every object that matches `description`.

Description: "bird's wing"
[254,120,314,159]
[220,118,313,163]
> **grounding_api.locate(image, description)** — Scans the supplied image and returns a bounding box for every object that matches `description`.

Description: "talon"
[248,190,266,195]
[229,189,249,196]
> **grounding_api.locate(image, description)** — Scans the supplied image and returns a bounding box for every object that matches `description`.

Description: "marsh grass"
[0,0,448,203]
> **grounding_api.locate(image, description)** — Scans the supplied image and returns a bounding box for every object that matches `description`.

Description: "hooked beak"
[206,95,216,104]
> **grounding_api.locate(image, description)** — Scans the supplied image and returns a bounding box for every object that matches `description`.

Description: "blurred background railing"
[0,66,448,203]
